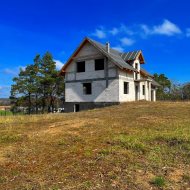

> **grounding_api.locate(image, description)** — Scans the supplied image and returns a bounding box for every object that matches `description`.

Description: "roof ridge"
[87,37,122,54]
[122,50,142,53]
[87,37,142,56]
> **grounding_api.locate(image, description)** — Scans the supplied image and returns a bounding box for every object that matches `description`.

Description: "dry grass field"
[0,101,190,190]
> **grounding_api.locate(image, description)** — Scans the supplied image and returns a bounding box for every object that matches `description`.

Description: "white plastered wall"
[118,69,136,102]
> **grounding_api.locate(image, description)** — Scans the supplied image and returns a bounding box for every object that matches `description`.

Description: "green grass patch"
[57,139,66,146]
[0,110,13,116]
[0,134,23,144]
[114,134,147,153]
[81,181,93,189]
[150,176,166,187]
[0,176,6,183]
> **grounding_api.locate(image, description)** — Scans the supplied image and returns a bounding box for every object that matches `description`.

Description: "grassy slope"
[0,102,190,190]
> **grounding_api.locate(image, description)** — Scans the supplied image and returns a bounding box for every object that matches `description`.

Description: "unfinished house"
[60,37,160,112]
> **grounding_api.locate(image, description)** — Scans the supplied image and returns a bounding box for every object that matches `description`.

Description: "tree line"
[154,73,190,101]
[10,52,64,114]
[10,54,189,115]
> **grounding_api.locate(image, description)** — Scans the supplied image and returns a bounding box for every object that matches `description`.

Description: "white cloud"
[93,28,106,39]
[120,24,134,35]
[109,25,134,36]
[120,37,135,46]
[141,24,152,35]
[112,46,124,52]
[90,19,182,48]
[2,66,26,76]
[3,68,17,75]
[54,59,64,70]
[186,28,190,37]
[153,19,182,36]
[141,20,182,36]
[110,27,119,35]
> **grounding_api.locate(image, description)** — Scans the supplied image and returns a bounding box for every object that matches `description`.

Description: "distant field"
[0,110,12,116]
[0,102,190,189]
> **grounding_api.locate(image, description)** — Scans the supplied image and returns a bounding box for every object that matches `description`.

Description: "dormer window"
[135,63,139,80]
[95,59,104,70]
[135,63,138,70]
[77,61,85,72]
[135,72,138,80]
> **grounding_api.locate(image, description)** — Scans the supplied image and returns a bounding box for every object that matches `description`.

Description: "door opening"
[135,85,139,101]
[151,90,154,101]
[74,104,80,112]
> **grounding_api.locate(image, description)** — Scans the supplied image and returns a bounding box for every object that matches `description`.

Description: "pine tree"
[39,52,57,112]
[11,65,37,114]
[33,54,41,114]
[154,73,171,100]
[10,52,65,114]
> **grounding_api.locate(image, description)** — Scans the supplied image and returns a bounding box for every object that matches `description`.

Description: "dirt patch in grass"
[168,168,184,183]
[0,146,14,164]
[40,118,101,137]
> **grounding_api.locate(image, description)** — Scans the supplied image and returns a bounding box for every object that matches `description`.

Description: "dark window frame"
[77,61,85,73]
[95,59,104,71]
[83,83,92,95]
[135,72,138,80]
[124,82,129,94]
[142,85,145,95]
[135,63,138,70]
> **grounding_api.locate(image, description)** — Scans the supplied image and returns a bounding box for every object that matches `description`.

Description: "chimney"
[106,42,110,53]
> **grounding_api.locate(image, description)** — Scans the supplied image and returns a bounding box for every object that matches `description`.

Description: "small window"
[83,83,92,95]
[135,72,138,80]
[124,82,129,94]
[135,63,138,70]
[95,59,104,70]
[142,85,145,95]
[77,61,85,72]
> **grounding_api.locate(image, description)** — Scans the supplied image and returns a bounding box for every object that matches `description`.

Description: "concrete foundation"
[64,102,119,112]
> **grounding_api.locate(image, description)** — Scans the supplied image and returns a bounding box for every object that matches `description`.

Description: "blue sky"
[0,0,190,97]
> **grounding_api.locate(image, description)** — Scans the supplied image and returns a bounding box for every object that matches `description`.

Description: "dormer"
[120,50,145,80]
[120,50,145,64]
[133,59,140,80]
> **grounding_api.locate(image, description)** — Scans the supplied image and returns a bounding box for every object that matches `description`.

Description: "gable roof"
[120,51,145,64]
[60,37,146,73]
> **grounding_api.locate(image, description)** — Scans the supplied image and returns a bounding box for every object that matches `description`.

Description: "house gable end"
[76,41,102,58]
[60,37,136,75]
[60,38,108,74]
